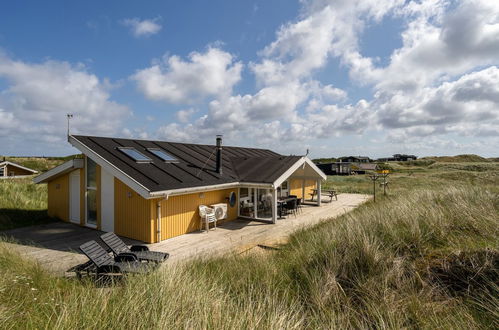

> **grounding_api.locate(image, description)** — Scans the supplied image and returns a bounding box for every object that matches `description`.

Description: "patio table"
[310,189,337,202]
[277,197,297,218]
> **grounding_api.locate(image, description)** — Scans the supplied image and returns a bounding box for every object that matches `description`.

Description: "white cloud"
[364,0,499,92]
[132,47,243,104]
[176,108,196,123]
[122,17,162,38]
[145,0,498,157]
[0,55,130,146]
[377,66,499,135]
[0,108,17,135]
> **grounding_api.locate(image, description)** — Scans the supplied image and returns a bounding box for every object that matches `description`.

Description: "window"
[0,167,4,177]
[239,188,255,218]
[118,147,152,163]
[278,181,289,198]
[86,158,97,226]
[147,148,177,162]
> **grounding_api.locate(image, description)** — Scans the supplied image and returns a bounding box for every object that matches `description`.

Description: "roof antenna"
[196,147,217,177]
[67,113,73,141]
[305,148,309,156]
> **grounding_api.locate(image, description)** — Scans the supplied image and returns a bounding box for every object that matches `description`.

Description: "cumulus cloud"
[147,0,498,156]
[377,66,499,135]
[176,108,196,123]
[121,17,162,38]
[0,55,130,147]
[132,47,243,104]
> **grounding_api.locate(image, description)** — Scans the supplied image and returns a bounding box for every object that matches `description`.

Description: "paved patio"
[1,193,370,275]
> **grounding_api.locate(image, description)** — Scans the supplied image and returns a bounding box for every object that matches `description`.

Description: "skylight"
[118,147,152,163]
[148,148,177,162]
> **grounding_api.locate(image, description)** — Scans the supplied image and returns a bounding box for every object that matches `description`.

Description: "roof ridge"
[71,134,279,154]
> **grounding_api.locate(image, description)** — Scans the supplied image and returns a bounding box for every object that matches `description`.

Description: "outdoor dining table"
[310,189,337,202]
[277,196,297,218]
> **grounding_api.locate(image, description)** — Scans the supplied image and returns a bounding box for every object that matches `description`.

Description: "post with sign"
[378,170,390,196]
[368,174,379,202]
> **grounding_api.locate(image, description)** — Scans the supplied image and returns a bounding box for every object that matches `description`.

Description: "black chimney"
[216,135,223,175]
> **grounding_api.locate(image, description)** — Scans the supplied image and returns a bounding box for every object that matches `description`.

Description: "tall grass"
[1,185,497,328]
[0,178,54,230]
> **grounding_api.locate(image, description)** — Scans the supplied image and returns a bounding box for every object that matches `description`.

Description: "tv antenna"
[67,113,73,140]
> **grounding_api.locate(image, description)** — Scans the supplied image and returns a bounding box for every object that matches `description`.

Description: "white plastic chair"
[198,205,216,232]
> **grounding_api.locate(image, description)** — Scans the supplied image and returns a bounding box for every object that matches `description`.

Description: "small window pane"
[0,167,4,176]
[87,158,96,188]
[148,148,177,162]
[118,147,152,162]
[87,189,97,225]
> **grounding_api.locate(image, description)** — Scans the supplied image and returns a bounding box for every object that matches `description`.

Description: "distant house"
[0,161,38,178]
[377,154,417,162]
[34,135,326,243]
[351,163,378,174]
[317,161,378,176]
[338,156,371,163]
[393,154,417,161]
[317,162,352,175]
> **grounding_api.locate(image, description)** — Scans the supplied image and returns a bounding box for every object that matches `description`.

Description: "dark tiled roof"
[72,135,298,193]
[231,156,301,183]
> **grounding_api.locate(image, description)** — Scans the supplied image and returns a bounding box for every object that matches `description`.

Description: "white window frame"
[278,180,289,198]
[238,186,274,221]
[85,157,98,228]
[0,166,4,177]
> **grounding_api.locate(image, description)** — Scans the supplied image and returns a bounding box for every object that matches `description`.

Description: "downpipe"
[157,195,169,243]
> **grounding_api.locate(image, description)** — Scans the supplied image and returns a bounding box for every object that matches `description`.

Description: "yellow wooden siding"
[47,174,69,221]
[289,179,317,200]
[305,180,317,200]
[157,188,238,240]
[114,178,154,243]
[289,179,304,198]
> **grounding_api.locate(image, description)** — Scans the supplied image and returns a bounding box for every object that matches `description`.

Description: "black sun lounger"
[100,232,169,263]
[79,240,155,275]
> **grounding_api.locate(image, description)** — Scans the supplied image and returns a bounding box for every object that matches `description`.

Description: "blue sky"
[0,0,498,158]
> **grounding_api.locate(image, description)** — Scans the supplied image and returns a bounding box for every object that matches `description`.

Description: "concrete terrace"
[1,193,370,275]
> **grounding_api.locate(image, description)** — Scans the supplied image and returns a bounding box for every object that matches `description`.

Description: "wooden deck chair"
[100,232,169,263]
[79,240,156,276]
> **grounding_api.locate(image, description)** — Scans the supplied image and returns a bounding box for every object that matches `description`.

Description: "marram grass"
[0,178,55,230]
[1,184,497,329]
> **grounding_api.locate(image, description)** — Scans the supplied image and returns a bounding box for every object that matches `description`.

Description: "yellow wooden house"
[34,135,326,243]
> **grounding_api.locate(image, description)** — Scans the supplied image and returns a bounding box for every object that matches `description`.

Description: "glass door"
[86,158,97,227]
[239,187,274,220]
[239,187,255,218]
[256,189,273,220]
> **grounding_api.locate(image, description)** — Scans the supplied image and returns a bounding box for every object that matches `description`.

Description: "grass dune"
[1,184,497,329]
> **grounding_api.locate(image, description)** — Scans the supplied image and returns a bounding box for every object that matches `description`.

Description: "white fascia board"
[238,182,274,188]
[0,161,38,174]
[149,181,273,198]
[69,135,151,199]
[273,157,326,188]
[273,157,306,188]
[304,157,327,181]
[33,159,83,184]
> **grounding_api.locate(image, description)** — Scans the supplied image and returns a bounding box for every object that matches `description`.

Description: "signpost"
[369,170,390,202]
[378,170,390,196]
[368,174,379,202]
